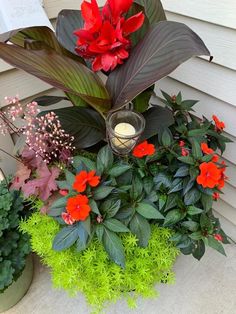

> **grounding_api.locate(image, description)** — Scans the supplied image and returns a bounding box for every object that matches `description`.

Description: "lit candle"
[0,169,4,182]
[112,122,136,149]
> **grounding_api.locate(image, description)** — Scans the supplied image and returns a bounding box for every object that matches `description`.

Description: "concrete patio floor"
[4,243,236,314]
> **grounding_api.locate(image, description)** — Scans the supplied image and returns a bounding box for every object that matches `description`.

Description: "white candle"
[112,123,136,148]
[0,169,4,182]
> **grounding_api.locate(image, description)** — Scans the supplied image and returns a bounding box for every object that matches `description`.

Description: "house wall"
[0,0,235,235]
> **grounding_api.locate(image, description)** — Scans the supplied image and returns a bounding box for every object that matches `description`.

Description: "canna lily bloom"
[212,115,225,132]
[132,140,155,158]
[61,212,75,225]
[66,194,91,221]
[197,162,221,188]
[73,170,100,193]
[201,142,214,155]
[74,0,145,72]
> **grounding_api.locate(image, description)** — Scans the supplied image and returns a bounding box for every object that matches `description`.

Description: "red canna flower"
[212,115,225,133]
[181,147,189,156]
[197,162,221,188]
[73,170,100,192]
[66,194,91,221]
[132,140,155,158]
[201,142,214,155]
[61,212,75,225]
[214,234,223,242]
[212,192,220,200]
[74,0,145,72]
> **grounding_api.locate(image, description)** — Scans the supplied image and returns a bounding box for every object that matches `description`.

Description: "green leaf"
[154,172,172,189]
[191,138,203,159]
[136,202,164,219]
[52,226,79,251]
[133,85,154,113]
[93,186,114,201]
[174,166,189,178]
[65,170,75,186]
[107,21,210,109]
[41,107,106,148]
[134,0,166,24]
[33,95,68,106]
[95,224,104,242]
[207,237,226,256]
[181,100,198,110]
[103,229,125,268]
[181,221,199,232]
[56,180,71,190]
[130,173,143,200]
[89,199,100,215]
[161,128,173,146]
[201,194,213,212]
[143,177,154,195]
[108,165,131,177]
[200,214,213,233]
[97,145,114,175]
[163,209,185,226]
[103,219,129,233]
[101,199,121,219]
[72,155,96,171]
[178,156,195,165]
[168,179,183,194]
[184,188,201,205]
[129,213,151,247]
[192,240,205,260]
[188,129,208,137]
[0,43,111,113]
[189,231,203,240]
[80,216,91,235]
[141,106,174,140]
[187,206,203,215]
[164,194,179,212]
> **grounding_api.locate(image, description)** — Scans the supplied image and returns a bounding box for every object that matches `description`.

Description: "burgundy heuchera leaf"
[10,163,31,190]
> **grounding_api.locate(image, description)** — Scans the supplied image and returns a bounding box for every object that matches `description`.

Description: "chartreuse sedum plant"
[0,180,31,293]
[20,212,178,312]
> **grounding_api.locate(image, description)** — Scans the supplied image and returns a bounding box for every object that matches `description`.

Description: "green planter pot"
[0,255,33,313]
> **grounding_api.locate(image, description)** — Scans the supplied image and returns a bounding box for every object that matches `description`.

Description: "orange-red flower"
[212,115,225,132]
[61,212,75,225]
[218,161,227,189]
[212,192,220,200]
[212,155,219,163]
[74,0,144,72]
[73,170,100,192]
[201,142,214,155]
[197,162,221,188]
[132,141,155,158]
[59,189,69,196]
[66,194,91,221]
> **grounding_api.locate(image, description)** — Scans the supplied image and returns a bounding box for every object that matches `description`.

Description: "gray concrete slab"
[4,245,236,314]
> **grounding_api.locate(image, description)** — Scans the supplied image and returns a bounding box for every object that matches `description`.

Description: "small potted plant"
[0,177,32,313]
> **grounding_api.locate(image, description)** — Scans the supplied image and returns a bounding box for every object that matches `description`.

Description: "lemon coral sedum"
[20,212,179,313]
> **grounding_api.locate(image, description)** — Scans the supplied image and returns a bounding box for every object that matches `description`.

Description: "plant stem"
[0,148,23,164]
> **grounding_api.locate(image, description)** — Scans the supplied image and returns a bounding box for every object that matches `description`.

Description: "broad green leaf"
[184,188,201,205]
[65,170,75,186]
[52,226,79,251]
[168,179,183,194]
[96,224,104,242]
[133,85,154,113]
[50,197,67,210]
[89,199,100,215]
[163,209,185,226]
[174,166,189,178]
[191,138,203,159]
[192,240,205,260]
[136,202,164,219]
[108,165,131,177]
[80,216,91,235]
[164,194,179,212]
[41,107,106,148]
[189,231,203,240]
[181,221,199,232]
[187,206,203,215]
[129,213,151,247]
[154,172,172,189]
[188,128,209,137]
[96,145,114,174]
[206,237,226,256]
[201,194,213,212]
[0,43,111,113]
[56,180,71,190]
[161,128,173,147]
[130,173,143,200]
[200,214,213,233]
[34,95,68,106]
[103,229,125,268]
[93,186,114,201]
[141,106,174,140]
[178,156,195,165]
[107,21,210,109]
[135,0,166,24]
[101,199,121,218]
[103,219,129,233]
[143,177,154,195]
[72,155,96,171]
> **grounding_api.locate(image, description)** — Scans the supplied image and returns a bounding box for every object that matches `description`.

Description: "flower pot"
[0,255,33,313]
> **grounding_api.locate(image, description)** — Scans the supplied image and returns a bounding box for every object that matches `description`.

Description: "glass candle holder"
[106,110,146,155]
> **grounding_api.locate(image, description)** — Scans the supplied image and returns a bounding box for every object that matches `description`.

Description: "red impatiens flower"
[197,162,221,188]
[212,192,220,201]
[181,148,189,157]
[61,212,75,225]
[73,170,100,192]
[66,194,91,221]
[212,155,219,163]
[214,234,223,242]
[179,140,185,147]
[132,141,155,158]
[212,115,225,132]
[201,142,214,155]
[74,0,145,72]
[59,189,69,196]
[218,161,228,189]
